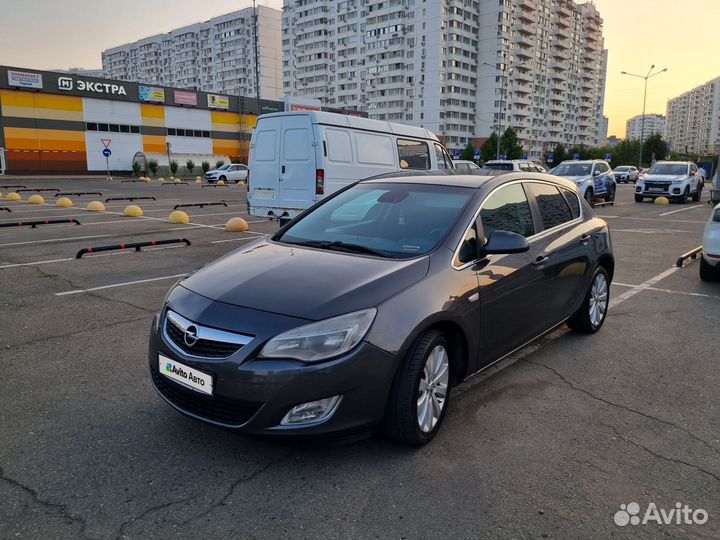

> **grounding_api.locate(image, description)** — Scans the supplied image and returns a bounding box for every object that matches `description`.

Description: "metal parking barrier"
[162,182,189,186]
[0,218,80,229]
[75,238,191,259]
[55,192,103,197]
[0,185,26,189]
[173,201,228,210]
[676,246,703,268]
[201,184,228,188]
[105,196,157,202]
[17,188,61,193]
[0,207,11,212]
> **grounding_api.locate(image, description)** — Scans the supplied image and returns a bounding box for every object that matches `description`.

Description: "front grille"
[165,317,243,358]
[644,182,669,191]
[152,369,263,426]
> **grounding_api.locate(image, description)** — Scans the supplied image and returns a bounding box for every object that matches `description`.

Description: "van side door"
[279,115,318,210]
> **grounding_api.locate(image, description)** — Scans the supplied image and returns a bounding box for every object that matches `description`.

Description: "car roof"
[361,170,579,192]
[558,159,606,164]
[453,160,477,164]
[654,161,691,165]
[485,159,532,163]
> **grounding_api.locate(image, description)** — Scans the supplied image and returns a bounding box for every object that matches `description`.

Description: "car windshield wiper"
[286,239,393,258]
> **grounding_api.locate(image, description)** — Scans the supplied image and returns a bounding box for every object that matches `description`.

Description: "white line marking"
[609,266,679,308]
[610,281,720,301]
[659,205,705,216]
[55,273,188,296]
[0,257,74,269]
[211,236,262,244]
[0,234,112,248]
[611,228,691,234]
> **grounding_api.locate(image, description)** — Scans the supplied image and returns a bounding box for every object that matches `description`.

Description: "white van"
[247,111,454,220]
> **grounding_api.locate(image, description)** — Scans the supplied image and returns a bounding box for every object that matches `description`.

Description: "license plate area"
[254,189,276,200]
[159,354,214,396]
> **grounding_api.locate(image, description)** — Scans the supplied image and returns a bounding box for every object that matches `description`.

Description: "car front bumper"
[148,311,399,438]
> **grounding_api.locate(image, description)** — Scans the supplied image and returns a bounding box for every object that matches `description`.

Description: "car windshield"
[553,163,592,176]
[614,167,629,172]
[648,163,688,175]
[217,164,231,170]
[278,183,473,259]
[483,162,514,171]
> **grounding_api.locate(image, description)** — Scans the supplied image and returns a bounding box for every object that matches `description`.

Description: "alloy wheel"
[589,273,608,328]
[417,345,449,433]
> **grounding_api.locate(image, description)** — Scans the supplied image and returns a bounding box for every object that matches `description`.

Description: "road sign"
[522,153,528,160]
[605,152,612,162]
[100,139,112,149]
[474,148,480,157]
[573,153,580,160]
[547,152,554,163]
[453,149,460,159]
[102,148,112,158]
[499,154,506,160]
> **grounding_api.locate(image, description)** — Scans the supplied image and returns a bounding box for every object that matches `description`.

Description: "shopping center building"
[0,65,286,174]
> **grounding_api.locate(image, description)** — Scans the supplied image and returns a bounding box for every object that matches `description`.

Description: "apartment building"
[625,113,666,141]
[665,76,720,155]
[102,6,283,100]
[282,0,607,160]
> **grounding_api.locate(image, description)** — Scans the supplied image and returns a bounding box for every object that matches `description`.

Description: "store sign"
[8,70,43,89]
[58,76,127,96]
[174,90,197,107]
[207,93,229,110]
[139,85,165,103]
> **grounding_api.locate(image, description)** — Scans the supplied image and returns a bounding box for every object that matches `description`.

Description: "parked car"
[482,159,545,173]
[149,171,614,445]
[613,165,639,183]
[552,160,616,207]
[700,203,720,281]
[247,111,454,222]
[634,161,703,203]
[453,159,481,171]
[205,163,248,184]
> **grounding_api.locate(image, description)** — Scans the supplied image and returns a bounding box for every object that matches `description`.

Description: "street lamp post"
[483,60,530,160]
[621,65,667,168]
[252,0,261,114]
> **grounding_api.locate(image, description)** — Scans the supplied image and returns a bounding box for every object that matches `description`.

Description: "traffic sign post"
[101,139,112,181]
[547,152,554,164]
[453,148,460,160]
[474,148,480,163]
[573,153,580,160]
[605,152,613,163]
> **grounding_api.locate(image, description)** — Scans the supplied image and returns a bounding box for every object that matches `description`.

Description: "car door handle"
[532,255,549,267]
[580,233,590,244]
[281,165,286,174]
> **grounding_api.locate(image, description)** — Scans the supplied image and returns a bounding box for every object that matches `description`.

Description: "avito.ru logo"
[614,502,708,527]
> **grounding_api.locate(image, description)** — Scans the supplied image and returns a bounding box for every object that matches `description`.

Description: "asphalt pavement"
[0,178,718,539]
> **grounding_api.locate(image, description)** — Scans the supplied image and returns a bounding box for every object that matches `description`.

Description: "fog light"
[280,395,342,426]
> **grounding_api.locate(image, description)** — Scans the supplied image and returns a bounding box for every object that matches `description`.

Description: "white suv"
[552,160,616,207]
[634,161,702,203]
[700,203,720,281]
[482,159,545,173]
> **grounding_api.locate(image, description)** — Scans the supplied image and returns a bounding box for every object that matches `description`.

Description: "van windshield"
[277,183,473,259]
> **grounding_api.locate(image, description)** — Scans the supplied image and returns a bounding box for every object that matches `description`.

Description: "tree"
[481,132,499,162]
[201,161,211,174]
[642,134,669,164]
[612,139,642,166]
[500,127,524,159]
[216,160,225,169]
[185,159,195,175]
[148,159,158,177]
[460,142,475,161]
[170,160,179,176]
[131,160,141,177]
[548,144,567,166]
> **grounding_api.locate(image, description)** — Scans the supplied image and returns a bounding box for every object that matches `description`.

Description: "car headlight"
[672,179,685,184]
[260,308,377,362]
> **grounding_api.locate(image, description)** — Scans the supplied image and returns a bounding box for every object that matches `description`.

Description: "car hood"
[642,174,686,182]
[206,169,221,174]
[180,239,431,320]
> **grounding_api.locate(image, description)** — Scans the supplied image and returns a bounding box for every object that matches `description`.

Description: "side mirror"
[457,237,479,264]
[593,169,601,176]
[689,171,696,176]
[481,230,530,255]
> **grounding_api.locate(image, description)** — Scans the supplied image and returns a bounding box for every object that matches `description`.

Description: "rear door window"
[397,139,430,170]
[284,128,310,162]
[528,182,574,230]
[254,130,277,161]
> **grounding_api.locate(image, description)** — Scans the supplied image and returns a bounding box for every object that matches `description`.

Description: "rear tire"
[567,266,610,334]
[692,186,702,202]
[699,257,720,282]
[584,188,594,208]
[383,330,452,446]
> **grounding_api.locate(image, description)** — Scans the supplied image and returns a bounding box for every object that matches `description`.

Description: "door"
[592,162,613,196]
[249,115,283,205]
[475,183,547,364]
[279,115,317,210]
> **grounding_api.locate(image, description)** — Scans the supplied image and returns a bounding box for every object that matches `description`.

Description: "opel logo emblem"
[184,325,199,347]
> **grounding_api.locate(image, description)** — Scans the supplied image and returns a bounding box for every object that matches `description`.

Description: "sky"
[1,0,718,139]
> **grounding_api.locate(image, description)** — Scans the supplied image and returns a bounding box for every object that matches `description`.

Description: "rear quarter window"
[326,129,353,163]
[529,182,574,229]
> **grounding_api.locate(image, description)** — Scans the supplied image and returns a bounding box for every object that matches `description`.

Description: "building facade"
[625,113,665,141]
[0,66,286,174]
[102,6,283,100]
[282,0,607,160]
[665,76,720,156]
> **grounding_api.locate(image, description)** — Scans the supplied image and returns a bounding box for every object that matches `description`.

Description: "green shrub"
[170,160,179,176]
[148,159,158,176]
[216,160,225,169]
[132,161,141,176]
[186,160,195,175]
[201,161,210,174]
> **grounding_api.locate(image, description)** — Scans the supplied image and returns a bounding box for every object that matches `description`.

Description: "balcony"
[517,9,537,24]
[517,23,535,36]
[512,69,534,83]
[514,33,534,48]
[511,93,532,106]
[518,0,536,11]
[552,26,571,40]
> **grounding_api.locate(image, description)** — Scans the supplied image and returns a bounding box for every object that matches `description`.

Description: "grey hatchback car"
[149,172,614,445]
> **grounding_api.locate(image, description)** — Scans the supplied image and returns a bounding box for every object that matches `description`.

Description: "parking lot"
[0,178,718,539]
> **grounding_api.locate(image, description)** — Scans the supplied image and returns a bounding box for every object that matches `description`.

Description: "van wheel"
[383,330,452,446]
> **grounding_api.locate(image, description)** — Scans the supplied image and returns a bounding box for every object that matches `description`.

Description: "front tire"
[383,330,452,446]
[634,195,644,203]
[605,184,616,203]
[567,266,610,334]
[692,186,702,202]
[584,188,594,208]
[699,256,720,282]
[676,187,689,204]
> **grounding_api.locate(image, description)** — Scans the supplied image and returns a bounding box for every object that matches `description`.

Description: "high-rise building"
[665,76,720,155]
[102,6,283,100]
[282,0,607,160]
[625,114,666,141]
